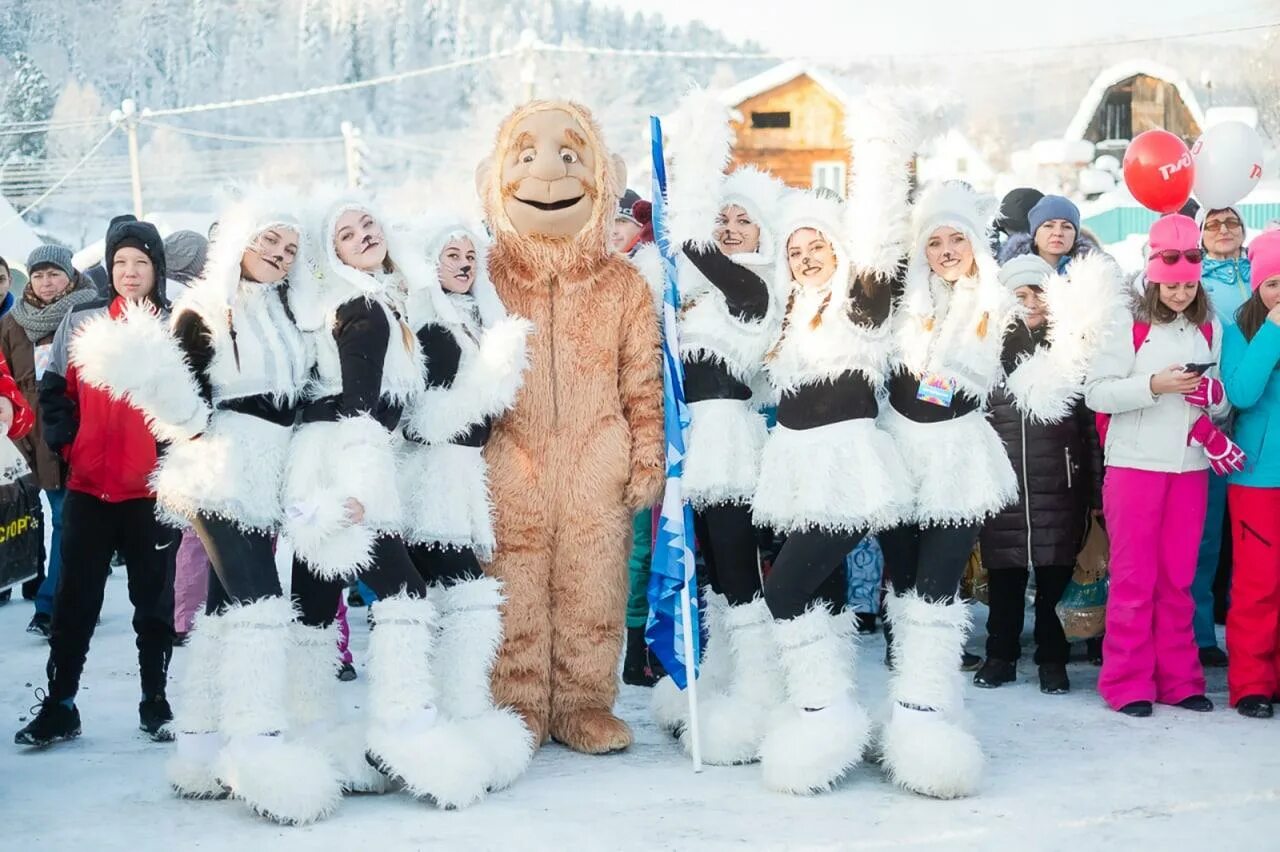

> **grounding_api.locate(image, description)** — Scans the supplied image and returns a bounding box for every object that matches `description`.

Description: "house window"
[751,111,791,129]
[1101,91,1132,140]
[811,161,846,197]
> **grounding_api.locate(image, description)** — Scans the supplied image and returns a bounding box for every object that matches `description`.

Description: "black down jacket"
[980,322,1103,571]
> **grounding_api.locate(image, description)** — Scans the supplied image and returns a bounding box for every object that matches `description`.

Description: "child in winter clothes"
[1190,206,1252,668]
[1085,214,1240,718]
[1219,230,1280,718]
[976,255,1102,695]
[16,216,176,748]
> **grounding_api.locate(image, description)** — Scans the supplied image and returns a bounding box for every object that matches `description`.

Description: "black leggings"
[192,513,282,611]
[407,543,481,587]
[763,528,865,620]
[879,522,981,603]
[293,534,427,629]
[694,502,761,606]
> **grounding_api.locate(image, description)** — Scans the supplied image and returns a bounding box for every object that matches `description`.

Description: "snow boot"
[286,622,389,795]
[1119,700,1153,717]
[678,597,784,765]
[215,597,341,824]
[622,626,657,687]
[167,613,227,798]
[881,591,984,799]
[427,576,535,805]
[14,693,80,747]
[1038,664,1070,695]
[760,607,871,794]
[139,696,175,741]
[366,591,483,805]
[652,590,730,734]
[1176,694,1214,712]
[26,611,51,638]
[1237,696,1274,719]
[973,658,1016,688]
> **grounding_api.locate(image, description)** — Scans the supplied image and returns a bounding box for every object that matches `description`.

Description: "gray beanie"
[25,244,75,280]
[998,254,1054,292]
[163,230,209,284]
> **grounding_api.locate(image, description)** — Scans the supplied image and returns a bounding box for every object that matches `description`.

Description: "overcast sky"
[590,0,1278,59]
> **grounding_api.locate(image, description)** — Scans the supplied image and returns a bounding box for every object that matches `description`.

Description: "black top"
[302,298,403,431]
[681,243,769,322]
[414,322,490,447]
[773,279,893,430]
[682,359,751,403]
[173,303,298,425]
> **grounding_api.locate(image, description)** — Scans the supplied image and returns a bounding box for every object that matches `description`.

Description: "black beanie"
[996,187,1045,236]
[105,215,167,306]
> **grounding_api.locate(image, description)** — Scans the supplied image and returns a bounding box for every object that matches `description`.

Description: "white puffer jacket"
[1085,312,1229,473]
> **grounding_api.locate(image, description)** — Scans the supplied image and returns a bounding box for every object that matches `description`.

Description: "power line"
[0,126,118,230]
[137,119,343,146]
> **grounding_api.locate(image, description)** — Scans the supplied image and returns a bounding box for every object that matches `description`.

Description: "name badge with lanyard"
[917,373,955,407]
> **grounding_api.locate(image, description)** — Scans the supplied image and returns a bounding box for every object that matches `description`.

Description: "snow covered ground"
[4,577,1280,851]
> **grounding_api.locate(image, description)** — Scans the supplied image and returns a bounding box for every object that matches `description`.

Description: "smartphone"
[1183,362,1213,375]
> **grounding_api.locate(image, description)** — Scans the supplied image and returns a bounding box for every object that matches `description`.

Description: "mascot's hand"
[624,462,665,512]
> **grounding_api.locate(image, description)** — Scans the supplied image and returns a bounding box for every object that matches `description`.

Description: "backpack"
[1094,320,1214,447]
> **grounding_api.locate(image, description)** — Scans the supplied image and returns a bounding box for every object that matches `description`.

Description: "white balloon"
[1192,121,1265,210]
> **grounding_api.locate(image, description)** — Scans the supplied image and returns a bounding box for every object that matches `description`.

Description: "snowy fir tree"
[0,51,56,162]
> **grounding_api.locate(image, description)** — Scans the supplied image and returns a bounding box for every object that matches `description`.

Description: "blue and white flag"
[644,115,700,690]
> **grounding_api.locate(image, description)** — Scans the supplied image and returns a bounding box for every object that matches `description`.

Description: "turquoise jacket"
[1203,256,1252,327]
[1222,320,1280,487]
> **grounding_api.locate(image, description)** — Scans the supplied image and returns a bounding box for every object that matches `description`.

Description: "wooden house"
[719,62,854,196]
[1065,60,1205,145]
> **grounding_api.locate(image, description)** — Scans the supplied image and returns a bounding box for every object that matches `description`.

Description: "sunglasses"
[1203,219,1243,233]
[1150,249,1203,265]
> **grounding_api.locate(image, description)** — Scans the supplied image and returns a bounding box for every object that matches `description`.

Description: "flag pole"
[649,114,701,772]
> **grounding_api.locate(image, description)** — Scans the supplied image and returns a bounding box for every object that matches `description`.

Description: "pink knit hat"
[1249,230,1280,291]
[1146,214,1203,284]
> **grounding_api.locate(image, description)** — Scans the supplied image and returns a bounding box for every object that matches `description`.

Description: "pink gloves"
[1184,377,1225,409]
[1188,414,1245,475]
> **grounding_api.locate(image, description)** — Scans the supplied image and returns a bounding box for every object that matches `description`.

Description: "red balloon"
[1123,130,1195,214]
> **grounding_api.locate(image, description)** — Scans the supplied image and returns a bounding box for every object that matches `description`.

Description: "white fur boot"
[430,576,534,805]
[167,612,227,799]
[651,589,731,734]
[286,622,389,795]
[881,591,984,799]
[760,607,871,794]
[678,597,784,764]
[214,597,342,824]
[365,591,484,805]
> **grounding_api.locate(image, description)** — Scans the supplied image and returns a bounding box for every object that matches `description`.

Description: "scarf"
[10,282,99,343]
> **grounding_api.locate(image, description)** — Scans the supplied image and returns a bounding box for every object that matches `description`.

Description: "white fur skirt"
[683,399,769,509]
[398,442,496,560]
[752,418,912,535]
[878,406,1017,527]
[151,411,291,531]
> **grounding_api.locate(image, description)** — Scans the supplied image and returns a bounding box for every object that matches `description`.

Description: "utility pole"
[518,29,539,101]
[117,99,143,219]
[340,121,367,189]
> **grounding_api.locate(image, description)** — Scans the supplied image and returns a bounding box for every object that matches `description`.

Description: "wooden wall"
[1085,74,1202,144]
[728,74,850,189]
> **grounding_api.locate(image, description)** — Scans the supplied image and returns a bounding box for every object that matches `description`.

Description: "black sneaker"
[1198,646,1228,668]
[26,612,51,639]
[14,692,81,747]
[1038,663,1070,695]
[622,626,658,687]
[1119,700,1153,717]
[346,587,366,608]
[855,613,878,635]
[960,652,982,672]
[1237,695,1274,719]
[337,662,357,682]
[139,696,174,741]
[1176,694,1214,713]
[171,632,189,648]
[973,658,1016,688]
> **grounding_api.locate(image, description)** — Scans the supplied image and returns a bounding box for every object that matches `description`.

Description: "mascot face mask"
[478,102,626,243]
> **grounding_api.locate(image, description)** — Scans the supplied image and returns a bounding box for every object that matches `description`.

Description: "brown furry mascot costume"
[476,101,664,754]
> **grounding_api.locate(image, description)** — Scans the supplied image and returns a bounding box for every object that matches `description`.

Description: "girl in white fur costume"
[877,179,1119,800]
[669,94,920,794]
[393,213,535,807]
[636,89,787,743]
[68,189,344,824]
